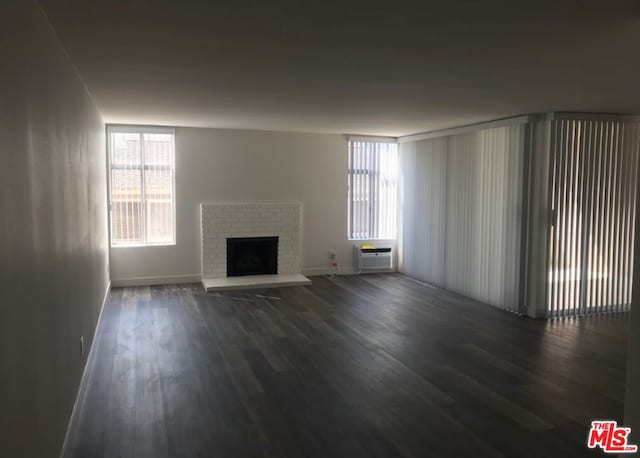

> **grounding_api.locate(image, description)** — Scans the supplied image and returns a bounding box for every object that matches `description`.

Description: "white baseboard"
[302,266,357,276]
[59,280,111,458]
[111,274,201,287]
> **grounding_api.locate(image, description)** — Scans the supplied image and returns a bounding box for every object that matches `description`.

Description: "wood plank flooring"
[65,274,629,457]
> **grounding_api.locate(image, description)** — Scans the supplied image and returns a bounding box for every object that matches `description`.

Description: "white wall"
[110,127,395,284]
[0,2,109,456]
[399,124,525,312]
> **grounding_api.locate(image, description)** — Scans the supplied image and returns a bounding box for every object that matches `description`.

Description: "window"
[348,139,398,240]
[107,126,175,246]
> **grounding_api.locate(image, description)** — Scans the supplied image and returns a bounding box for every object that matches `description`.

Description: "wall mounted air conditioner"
[354,245,393,272]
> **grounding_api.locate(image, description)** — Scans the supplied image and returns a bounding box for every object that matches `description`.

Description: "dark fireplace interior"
[227,236,278,277]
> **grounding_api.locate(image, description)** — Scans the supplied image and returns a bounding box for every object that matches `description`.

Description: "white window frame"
[107,125,176,247]
[347,137,398,240]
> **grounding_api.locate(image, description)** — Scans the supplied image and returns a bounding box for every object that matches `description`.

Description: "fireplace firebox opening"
[226,236,278,277]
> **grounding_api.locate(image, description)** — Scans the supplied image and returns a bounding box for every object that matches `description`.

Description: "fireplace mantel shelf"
[202,274,311,292]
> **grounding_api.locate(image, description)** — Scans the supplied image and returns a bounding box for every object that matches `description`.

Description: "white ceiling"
[41,0,640,136]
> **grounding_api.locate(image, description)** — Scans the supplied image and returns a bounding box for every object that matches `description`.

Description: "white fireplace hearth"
[200,202,311,291]
[201,274,311,291]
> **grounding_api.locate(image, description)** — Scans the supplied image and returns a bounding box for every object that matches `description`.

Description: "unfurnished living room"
[2,1,640,457]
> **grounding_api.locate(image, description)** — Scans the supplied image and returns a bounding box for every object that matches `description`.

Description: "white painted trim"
[111,274,201,287]
[59,280,111,458]
[199,200,301,206]
[398,115,533,143]
[348,135,398,143]
[107,124,175,134]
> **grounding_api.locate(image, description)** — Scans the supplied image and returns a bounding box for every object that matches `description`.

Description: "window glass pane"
[348,141,397,240]
[110,169,143,244]
[110,132,141,166]
[145,169,173,244]
[108,128,175,246]
[143,132,174,244]
[143,133,173,166]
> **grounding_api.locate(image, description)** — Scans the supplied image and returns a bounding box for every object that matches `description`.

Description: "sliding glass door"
[547,119,640,317]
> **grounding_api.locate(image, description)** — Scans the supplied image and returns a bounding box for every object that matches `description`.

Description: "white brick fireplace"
[200,202,310,290]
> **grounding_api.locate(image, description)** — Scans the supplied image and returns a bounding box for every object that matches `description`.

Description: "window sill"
[348,238,396,242]
[111,242,176,248]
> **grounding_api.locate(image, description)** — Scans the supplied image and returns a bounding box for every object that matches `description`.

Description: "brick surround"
[201,202,302,279]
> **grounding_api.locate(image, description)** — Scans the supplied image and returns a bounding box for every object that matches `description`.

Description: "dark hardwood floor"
[65,274,629,457]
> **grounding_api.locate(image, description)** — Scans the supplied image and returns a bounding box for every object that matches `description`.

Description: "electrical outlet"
[328,250,337,260]
[80,336,84,356]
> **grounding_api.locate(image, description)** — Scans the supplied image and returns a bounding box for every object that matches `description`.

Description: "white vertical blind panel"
[398,141,417,273]
[399,125,524,312]
[415,137,447,284]
[547,119,639,317]
[522,120,553,318]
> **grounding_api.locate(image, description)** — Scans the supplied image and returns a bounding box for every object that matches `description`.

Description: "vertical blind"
[399,124,525,313]
[547,119,640,317]
[348,140,398,239]
[108,127,175,246]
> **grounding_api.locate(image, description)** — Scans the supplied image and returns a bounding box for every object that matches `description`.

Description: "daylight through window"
[348,139,398,240]
[108,126,175,246]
